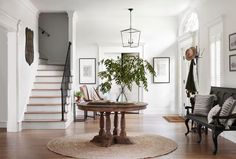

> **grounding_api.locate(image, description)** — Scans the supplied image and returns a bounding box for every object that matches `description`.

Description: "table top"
[77,101,147,112]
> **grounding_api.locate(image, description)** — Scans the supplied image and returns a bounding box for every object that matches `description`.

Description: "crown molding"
[0,9,18,31]
[17,0,39,16]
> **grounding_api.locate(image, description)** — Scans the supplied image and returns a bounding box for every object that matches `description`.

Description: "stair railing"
[61,42,72,121]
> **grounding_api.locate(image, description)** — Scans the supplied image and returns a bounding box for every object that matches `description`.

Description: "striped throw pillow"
[193,95,215,116]
[226,106,236,128]
[207,105,221,124]
[219,97,236,125]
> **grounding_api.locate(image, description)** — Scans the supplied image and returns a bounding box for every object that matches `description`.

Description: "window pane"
[216,40,221,86]
[183,12,199,34]
[210,42,216,86]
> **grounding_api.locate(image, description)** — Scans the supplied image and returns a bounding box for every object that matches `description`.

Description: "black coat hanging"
[185,59,197,97]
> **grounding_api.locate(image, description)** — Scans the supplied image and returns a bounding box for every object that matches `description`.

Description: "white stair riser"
[37,70,63,76]
[27,106,68,112]
[38,65,64,70]
[31,90,62,96]
[22,122,66,129]
[33,83,61,89]
[35,77,62,82]
[22,62,74,130]
[29,97,70,104]
[24,113,67,120]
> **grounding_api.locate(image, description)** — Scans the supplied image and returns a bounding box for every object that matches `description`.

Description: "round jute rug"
[47,133,177,159]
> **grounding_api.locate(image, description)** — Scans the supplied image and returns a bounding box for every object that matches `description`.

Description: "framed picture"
[229,54,236,71]
[229,33,236,51]
[79,58,96,84]
[153,57,170,83]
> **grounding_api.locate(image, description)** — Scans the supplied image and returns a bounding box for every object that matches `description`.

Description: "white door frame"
[177,32,197,116]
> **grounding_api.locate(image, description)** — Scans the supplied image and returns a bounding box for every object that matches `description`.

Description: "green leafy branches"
[98,56,156,94]
[74,91,83,97]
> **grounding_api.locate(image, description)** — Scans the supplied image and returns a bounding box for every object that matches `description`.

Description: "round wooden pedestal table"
[77,102,147,147]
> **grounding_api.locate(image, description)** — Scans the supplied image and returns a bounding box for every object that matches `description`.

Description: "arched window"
[181,12,199,35]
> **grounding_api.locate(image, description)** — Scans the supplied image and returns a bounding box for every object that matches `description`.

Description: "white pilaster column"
[7,31,18,132]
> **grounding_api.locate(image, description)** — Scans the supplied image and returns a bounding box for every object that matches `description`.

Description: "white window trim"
[179,11,199,36]
[208,16,224,87]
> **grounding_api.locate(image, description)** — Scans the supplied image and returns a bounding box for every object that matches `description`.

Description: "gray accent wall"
[39,13,68,64]
[0,26,8,127]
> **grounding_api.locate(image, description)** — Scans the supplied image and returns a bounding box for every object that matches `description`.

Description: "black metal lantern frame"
[121,8,141,48]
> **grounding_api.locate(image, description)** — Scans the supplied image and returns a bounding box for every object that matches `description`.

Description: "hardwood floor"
[0,114,236,159]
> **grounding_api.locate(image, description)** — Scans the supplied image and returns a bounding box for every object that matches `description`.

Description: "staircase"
[22,59,73,129]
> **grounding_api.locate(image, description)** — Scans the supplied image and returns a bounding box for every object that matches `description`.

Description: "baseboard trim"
[0,121,7,128]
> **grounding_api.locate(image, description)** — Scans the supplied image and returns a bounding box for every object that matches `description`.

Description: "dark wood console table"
[77,102,147,147]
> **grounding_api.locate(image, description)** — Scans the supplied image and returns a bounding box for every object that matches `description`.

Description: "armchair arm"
[185,105,193,114]
[212,113,236,120]
[185,106,193,110]
[212,113,236,126]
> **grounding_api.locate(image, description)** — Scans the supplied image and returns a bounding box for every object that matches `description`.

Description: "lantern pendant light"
[121,8,141,48]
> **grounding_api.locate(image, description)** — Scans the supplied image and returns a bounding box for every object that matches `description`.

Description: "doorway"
[121,53,140,102]
[101,52,140,102]
[178,33,195,116]
[98,44,144,103]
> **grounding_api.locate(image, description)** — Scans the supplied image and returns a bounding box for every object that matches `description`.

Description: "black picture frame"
[229,33,236,51]
[153,57,170,83]
[229,54,236,71]
[79,58,96,84]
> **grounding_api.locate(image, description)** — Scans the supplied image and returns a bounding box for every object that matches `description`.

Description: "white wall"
[0,0,39,131]
[179,0,236,142]
[39,13,68,64]
[76,15,178,114]
[0,26,8,127]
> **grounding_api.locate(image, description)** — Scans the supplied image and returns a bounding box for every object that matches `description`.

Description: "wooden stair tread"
[39,64,64,66]
[27,103,62,106]
[34,82,71,84]
[25,111,67,114]
[37,70,63,71]
[30,96,61,98]
[32,89,61,91]
[23,119,67,122]
[36,75,63,77]
[34,82,61,84]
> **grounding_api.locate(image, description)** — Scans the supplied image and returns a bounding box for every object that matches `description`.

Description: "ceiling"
[31,0,197,17]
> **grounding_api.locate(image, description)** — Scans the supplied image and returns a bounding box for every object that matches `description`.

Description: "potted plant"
[98,56,156,102]
[74,91,83,102]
